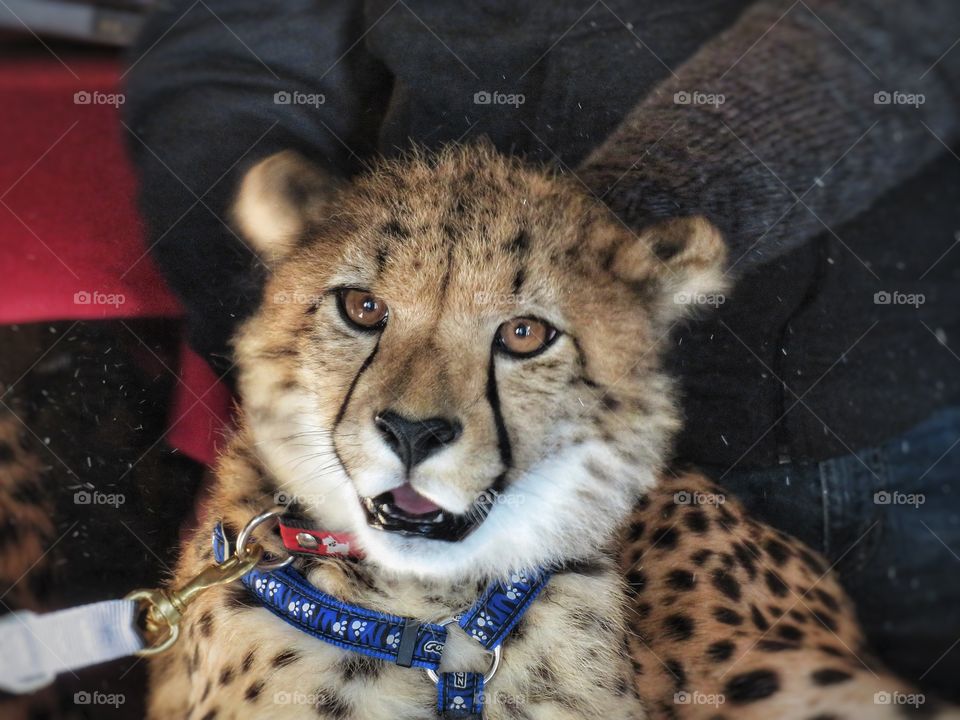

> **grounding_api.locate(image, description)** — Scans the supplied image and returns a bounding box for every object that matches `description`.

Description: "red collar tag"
[279,519,363,559]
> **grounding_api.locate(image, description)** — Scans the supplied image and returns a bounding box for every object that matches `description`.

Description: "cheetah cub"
[146,144,726,719]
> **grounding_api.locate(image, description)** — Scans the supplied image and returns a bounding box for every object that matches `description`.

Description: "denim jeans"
[710,407,960,701]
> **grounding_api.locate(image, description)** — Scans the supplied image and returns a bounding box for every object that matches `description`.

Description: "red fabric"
[167,342,234,466]
[0,56,230,465]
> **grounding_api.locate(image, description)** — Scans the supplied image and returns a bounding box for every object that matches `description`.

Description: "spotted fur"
[143,144,958,720]
[623,472,959,720]
[0,407,52,612]
[0,405,57,719]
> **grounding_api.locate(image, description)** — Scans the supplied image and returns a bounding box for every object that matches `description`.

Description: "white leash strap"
[0,599,144,694]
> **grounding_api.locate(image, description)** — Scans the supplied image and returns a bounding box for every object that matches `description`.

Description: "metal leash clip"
[127,509,292,656]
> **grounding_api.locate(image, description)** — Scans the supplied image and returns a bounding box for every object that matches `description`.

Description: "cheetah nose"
[374,410,462,469]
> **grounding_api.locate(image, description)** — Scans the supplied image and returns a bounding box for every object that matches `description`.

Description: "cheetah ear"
[232,150,340,266]
[611,216,729,325]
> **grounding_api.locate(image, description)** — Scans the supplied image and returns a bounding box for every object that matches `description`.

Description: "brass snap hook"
[128,508,293,656]
[128,545,263,657]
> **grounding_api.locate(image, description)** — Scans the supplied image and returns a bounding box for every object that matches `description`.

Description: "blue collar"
[212,524,551,717]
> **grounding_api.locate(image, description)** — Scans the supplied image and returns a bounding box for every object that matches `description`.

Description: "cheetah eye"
[337,288,388,330]
[495,317,559,358]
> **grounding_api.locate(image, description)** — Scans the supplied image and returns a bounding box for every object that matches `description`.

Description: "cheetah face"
[232,144,726,580]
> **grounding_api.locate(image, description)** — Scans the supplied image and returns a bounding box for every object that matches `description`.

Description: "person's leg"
[845,407,960,698]
[712,407,960,701]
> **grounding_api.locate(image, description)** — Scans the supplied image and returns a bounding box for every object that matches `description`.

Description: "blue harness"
[212,525,550,717]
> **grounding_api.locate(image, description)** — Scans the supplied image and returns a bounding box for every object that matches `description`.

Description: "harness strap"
[213,523,552,719]
[457,570,550,650]
[438,672,485,718]
[213,525,448,670]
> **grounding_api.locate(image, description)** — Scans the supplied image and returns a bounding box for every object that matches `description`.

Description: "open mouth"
[361,483,483,541]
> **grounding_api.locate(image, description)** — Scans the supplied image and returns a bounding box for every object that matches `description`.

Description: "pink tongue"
[391,483,441,515]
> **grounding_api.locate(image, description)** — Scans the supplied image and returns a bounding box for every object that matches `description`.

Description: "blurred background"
[1,5,215,717]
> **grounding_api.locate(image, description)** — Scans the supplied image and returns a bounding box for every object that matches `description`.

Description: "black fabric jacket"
[124,0,960,471]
